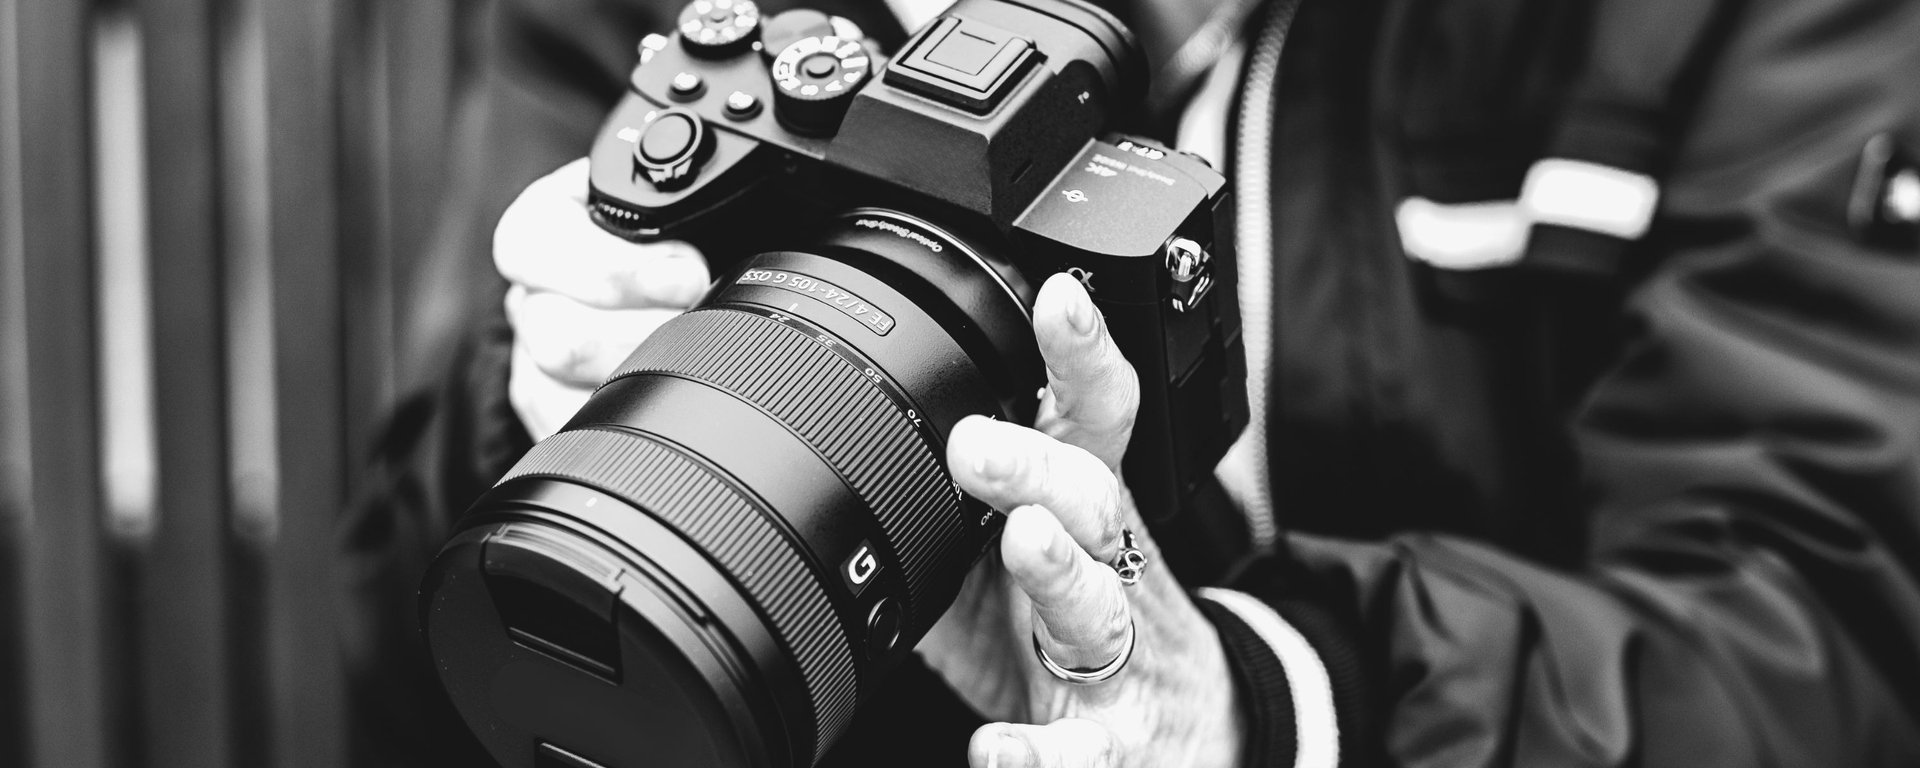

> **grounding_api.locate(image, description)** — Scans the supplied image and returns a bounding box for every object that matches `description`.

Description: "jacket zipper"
[1231,0,1304,551]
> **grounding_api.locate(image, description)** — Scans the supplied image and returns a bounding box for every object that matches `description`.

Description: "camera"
[419,1,1246,766]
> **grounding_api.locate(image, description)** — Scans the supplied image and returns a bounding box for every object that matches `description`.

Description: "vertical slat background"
[0,1,33,763]
[138,0,236,763]
[2,1,116,768]
[1,0,490,765]
[258,0,348,766]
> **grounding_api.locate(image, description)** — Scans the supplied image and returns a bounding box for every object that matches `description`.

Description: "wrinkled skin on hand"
[492,162,1244,764]
[918,274,1244,768]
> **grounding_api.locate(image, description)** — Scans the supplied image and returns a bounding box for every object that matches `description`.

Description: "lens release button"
[865,598,902,658]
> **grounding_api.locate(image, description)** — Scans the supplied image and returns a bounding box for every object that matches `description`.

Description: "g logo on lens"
[842,542,879,595]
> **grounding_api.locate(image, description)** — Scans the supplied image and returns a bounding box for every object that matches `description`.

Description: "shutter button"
[632,108,712,190]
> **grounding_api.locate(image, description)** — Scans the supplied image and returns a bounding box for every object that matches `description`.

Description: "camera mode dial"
[677,0,761,58]
[770,35,871,135]
[632,107,713,190]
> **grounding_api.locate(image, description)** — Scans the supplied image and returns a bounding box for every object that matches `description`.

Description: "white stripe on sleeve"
[1394,197,1529,270]
[1520,158,1661,241]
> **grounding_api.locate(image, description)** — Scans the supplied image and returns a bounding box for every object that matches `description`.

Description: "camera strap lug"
[1164,236,1214,312]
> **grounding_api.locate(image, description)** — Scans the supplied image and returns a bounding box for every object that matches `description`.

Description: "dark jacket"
[338,0,1920,765]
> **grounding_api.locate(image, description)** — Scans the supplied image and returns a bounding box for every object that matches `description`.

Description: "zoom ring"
[498,427,857,761]
[608,308,970,629]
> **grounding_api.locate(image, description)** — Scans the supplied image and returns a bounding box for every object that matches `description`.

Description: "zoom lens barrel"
[421,212,1040,768]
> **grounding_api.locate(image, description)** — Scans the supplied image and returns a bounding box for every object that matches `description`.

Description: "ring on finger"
[1031,618,1136,685]
[1111,528,1148,587]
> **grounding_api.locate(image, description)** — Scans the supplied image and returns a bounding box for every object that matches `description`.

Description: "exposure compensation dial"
[677,0,761,57]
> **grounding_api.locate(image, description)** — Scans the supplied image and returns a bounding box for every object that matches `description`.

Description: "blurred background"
[1,0,490,764]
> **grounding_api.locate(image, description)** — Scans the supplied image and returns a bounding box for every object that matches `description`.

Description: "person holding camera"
[341,0,1920,766]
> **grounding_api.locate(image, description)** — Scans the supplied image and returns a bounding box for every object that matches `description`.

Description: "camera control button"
[885,16,1038,114]
[668,71,706,102]
[722,90,762,119]
[770,35,871,135]
[1164,236,1215,313]
[676,0,760,58]
[638,33,670,65]
[632,108,712,190]
[802,56,837,79]
[865,598,903,658]
[639,115,695,162]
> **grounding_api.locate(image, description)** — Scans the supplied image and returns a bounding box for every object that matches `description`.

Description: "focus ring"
[498,427,857,760]
[607,308,969,627]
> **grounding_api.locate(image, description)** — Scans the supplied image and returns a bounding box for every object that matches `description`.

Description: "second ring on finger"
[1001,506,1136,678]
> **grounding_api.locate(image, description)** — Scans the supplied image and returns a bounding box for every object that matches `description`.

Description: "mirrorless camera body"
[421,2,1247,767]
[593,0,1246,561]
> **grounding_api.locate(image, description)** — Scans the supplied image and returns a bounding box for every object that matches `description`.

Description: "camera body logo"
[841,540,880,596]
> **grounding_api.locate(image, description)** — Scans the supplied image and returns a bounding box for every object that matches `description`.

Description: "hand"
[919,274,1244,768]
[495,158,711,439]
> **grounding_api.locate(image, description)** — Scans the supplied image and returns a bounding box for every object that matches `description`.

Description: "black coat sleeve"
[1223,0,1920,764]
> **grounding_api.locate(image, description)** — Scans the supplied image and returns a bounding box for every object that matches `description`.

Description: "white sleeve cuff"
[1198,588,1341,768]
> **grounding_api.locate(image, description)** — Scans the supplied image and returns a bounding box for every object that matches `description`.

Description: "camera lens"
[421,210,1041,768]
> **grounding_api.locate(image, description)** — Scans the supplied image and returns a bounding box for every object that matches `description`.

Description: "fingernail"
[1064,283,1097,337]
[972,451,1019,481]
[1042,520,1073,565]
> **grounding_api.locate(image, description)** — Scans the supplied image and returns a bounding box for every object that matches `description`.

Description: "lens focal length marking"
[723,303,962,502]
[737,268,896,335]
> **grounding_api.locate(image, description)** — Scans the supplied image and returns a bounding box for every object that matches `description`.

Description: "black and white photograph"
[3,0,1919,766]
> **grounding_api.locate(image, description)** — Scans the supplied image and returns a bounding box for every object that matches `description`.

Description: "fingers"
[508,343,593,441]
[495,157,707,441]
[1032,273,1140,470]
[1001,505,1133,672]
[969,720,1119,768]
[948,416,1126,564]
[494,157,710,309]
[506,284,682,387]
